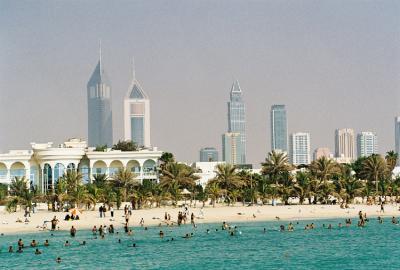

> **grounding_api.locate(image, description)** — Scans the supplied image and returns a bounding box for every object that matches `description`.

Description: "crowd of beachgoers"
[2,202,400,265]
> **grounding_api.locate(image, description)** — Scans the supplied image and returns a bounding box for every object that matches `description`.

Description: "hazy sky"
[1,0,399,167]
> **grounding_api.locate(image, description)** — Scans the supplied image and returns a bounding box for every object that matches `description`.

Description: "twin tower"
[86,49,150,148]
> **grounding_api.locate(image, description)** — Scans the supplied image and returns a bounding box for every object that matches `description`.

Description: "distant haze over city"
[1,0,399,167]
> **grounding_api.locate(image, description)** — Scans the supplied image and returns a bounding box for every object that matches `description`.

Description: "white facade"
[193,161,226,187]
[357,131,378,157]
[0,139,162,193]
[123,60,151,148]
[335,128,355,161]
[289,132,311,165]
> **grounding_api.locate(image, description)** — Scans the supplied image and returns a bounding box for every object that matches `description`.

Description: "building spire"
[132,56,136,81]
[99,39,102,72]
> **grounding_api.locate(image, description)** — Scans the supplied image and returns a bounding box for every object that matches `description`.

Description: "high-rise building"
[289,132,311,165]
[199,147,219,162]
[395,117,400,157]
[357,132,378,157]
[227,80,246,164]
[222,132,241,165]
[335,128,355,161]
[87,46,113,147]
[313,147,332,161]
[270,105,288,153]
[124,59,151,148]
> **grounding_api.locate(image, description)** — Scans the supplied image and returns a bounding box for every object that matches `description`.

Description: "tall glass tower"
[87,46,113,147]
[124,58,151,148]
[227,80,246,164]
[270,105,288,152]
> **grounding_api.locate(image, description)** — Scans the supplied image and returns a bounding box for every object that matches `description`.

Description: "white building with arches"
[0,139,162,193]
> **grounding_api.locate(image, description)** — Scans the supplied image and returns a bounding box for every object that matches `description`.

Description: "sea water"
[0,218,399,270]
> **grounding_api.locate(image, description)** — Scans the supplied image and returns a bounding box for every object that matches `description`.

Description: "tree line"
[1,151,399,212]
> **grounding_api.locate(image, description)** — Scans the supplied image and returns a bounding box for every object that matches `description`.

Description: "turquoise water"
[0,218,399,269]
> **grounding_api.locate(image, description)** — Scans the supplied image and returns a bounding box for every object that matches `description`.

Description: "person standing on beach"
[99,205,103,218]
[51,216,59,231]
[110,206,114,218]
[102,204,107,218]
[191,213,195,226]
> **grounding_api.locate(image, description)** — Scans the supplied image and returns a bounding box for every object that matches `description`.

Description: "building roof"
[126,57,149,100]
[230,80,242,93]
[87,60,111,86]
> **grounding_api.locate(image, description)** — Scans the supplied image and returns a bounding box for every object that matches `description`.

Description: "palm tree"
[293,171,312,204]
[160,163,199,204]
[261,151,292,185]
[360,154,387,195]
[59,170,83,194]
[7,176,32,211]
[205,181,221,207]
[110,168,138,203]
[86,184,103,210]
[92,173,108,189]
[71,185,92,208]
[212,164,244,205]
[385,151,398,176]
[159,152,175,171]
[309,157,340,183]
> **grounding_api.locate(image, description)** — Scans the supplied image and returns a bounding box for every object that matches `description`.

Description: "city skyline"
[1,1,399,167]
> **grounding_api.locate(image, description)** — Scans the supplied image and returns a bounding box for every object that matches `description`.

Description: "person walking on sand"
[110,206,114,218]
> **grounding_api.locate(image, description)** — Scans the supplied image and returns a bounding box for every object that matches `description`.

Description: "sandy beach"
[1,202,399,235]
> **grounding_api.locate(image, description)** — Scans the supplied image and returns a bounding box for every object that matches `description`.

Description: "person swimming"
[35,248,42,255]
[70,226,77,237]
[18,239,24,248]
[64,241,70,247]
[8,246,13,253]
[17,246,23,253]
[159,230,164,238]
[44,240,49,246]
[56,257,62,263]
[80,241,86,246]
[30,240,37,247]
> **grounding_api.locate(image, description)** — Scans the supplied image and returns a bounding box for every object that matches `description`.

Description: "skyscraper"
[313,147,332,161]
[227,80,246,164]
[395,117,400,157]
[335,128,355,161]
[124,58,151,148]
[222,132,241,165]
[87,45,113,147]
[199,147,219,162]
[289,132,311,165]
[270,105,288,153]
[357,132,378,158]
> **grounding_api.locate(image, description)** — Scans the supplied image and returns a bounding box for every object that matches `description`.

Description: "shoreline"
[1,203,399,235]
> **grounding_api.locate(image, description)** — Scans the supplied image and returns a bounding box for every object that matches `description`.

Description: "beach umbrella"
[69,208,82,216]
[181,188,191,195]
[181,189,191,204]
